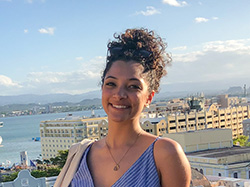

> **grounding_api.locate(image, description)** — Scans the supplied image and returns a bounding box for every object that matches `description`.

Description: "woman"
[55,28,191,187]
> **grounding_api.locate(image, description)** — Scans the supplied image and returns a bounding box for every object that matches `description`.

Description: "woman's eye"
[105,82,116,87]
[128,85,141,90]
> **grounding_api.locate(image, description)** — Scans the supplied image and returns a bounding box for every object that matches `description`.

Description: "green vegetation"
[1,172,19,182]
[1,149,68,182]
[50,150,69,168]
[233,135,250,146]
[31,167,61,178]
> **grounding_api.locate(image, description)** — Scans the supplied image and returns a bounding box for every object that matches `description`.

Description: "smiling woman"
[55,28,191,187]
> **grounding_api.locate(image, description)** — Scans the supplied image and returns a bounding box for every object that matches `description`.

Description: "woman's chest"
[87,145,148,187]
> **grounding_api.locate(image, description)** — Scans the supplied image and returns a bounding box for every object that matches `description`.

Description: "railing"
[1,168,250,187]
[0,170,56,187]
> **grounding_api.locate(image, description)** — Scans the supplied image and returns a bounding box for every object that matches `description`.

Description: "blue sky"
[0,0,250,96]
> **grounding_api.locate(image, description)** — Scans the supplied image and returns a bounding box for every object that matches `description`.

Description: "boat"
[0,122,3,127]
[32,137,40,141]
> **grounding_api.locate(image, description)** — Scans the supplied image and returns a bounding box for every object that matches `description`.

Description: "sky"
[0,0,250,96]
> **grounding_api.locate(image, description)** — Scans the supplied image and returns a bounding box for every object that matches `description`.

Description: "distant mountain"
[0,90,101,106]
[226,86,243,95]
[1,79,248,106]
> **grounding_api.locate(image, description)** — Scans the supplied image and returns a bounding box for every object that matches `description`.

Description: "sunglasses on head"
[109,47,152,58]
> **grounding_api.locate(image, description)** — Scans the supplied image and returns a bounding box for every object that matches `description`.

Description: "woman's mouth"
[111,104,129,109]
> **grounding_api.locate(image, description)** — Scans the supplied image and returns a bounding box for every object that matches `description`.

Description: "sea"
[0,110,106,166]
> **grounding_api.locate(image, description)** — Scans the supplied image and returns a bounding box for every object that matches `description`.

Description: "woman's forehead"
[106,60,144,78]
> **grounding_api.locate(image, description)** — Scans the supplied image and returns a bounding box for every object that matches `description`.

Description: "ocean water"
[0,110,105,166]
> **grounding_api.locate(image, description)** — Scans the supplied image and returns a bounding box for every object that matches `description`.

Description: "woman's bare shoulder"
[155,137,183,155]
[154,137,191,187]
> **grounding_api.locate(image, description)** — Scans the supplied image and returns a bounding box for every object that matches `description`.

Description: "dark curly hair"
[101,28,171,93]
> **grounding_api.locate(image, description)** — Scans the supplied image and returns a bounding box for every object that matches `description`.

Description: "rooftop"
[186,146,250,158]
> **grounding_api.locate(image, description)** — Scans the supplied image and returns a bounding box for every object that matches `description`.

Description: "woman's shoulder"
[154,137,191,187]
[155,137,183,156]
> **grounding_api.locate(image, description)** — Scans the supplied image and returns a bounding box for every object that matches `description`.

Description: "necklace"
[105,130,142,171]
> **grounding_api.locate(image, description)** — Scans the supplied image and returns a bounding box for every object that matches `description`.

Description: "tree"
[35,159,43,165]
[2,172,18,182]
[233,135,250,146]
[43,159,50,165]
[46,167,61,177]
[31,170,47,178]
[50,150,69,168]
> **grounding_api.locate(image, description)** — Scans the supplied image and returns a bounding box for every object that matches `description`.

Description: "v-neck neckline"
[85,137,159,187]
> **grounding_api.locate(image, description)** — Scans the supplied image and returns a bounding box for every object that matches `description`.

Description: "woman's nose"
[113,87,127,99]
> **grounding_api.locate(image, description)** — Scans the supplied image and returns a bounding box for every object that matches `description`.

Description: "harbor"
[0,110,105,167]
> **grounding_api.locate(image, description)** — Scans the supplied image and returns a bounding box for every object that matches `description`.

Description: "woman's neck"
[105,119,143,148]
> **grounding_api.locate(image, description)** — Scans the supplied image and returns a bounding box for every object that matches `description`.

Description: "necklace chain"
[105,130,142,171]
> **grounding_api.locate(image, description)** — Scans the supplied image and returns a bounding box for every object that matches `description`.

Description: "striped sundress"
[70,137,161,187]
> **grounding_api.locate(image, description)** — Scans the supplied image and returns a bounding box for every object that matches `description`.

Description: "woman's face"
[102,60,153,124]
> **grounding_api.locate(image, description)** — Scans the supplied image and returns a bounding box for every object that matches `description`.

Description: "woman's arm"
[155,138,191,187]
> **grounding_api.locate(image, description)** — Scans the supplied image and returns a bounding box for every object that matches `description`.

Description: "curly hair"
[101,28,171,93]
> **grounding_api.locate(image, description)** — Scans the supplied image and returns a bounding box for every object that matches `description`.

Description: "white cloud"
[195,17,209,23]
[24,29,28,33]
[165,38,250,90]
[172,46,187,51]
[75,57,83,61]
[21,56,106,94]
[38,27,55,35]
[203,39,250,54]
[26,0,45,3]
[162,0,187,7]
[195,17,218,23]
[173,51,204,62]
[0,75,21,87]
[135,6,161,16]
[3,38,250,95]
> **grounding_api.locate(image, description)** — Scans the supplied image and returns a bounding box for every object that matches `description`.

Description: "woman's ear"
[145,91,155,107]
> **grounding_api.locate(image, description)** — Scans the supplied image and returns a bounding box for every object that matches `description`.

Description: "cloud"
[38,27,55,35]
[0,75,21,87]
[25,0,45,3]
[24,29,28,33]
[162,0,187,7]
[164,38,250,90]
[195,17,218,23]
[195,17,209,23]
[203,39,250,54]
[75,57,83,61]
[173,51,204,62]
[22,56,106,94]
[135,6,161,16]
[172,46,187,51]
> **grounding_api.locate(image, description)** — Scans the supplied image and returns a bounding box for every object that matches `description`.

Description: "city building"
[163,129,233,152]
[40,103,250,160]
[142,105,250,139]
[217,94,240,108]
[163,129,250,180]
[243,118,250,138]
[40,114,107,160]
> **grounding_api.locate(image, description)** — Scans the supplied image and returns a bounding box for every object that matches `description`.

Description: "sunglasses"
[109,47,152,58]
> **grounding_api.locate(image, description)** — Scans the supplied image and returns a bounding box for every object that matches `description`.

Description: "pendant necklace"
[105,130,142,171]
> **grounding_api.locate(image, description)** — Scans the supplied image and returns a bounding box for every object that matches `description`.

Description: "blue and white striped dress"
[70,137,161,187]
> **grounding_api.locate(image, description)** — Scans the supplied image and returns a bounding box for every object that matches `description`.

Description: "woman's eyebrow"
[129,78,141,82]
[105,76,117,80]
